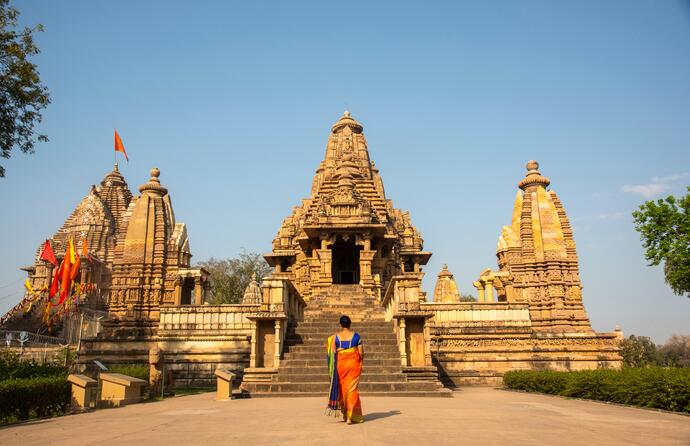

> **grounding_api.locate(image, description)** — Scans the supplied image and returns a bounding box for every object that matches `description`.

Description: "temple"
[1,165,133,330]
[427,161,622,385]
[266,111,430,300]
[3,112,622,393]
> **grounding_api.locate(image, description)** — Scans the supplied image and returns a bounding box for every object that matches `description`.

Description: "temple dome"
[331,111,363,134]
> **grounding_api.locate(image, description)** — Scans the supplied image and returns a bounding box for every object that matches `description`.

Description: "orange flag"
[58,244,73,305]
[69,237,87,281]
[114,129,129,162]
[49,258,63,298]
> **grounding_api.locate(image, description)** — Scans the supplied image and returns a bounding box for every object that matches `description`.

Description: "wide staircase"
[241,285,450,397]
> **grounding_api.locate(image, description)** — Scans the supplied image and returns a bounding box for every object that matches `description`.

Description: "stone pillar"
[174,277,182,306]
[423,320,432,366]
[398,318,407,367]
[249,321,258,368]
[359,249,376,288]
[316,237,333,286]
[194,276,203,305]
[273,319,282,367]
[473,281,484,303]
[484,278,494,303]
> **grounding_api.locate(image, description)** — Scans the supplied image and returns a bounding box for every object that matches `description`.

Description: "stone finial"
[242,272,262,304]
[433,264,461,303]
[518,160,550,191]
[138,167,168,195]
[331,110,363,134]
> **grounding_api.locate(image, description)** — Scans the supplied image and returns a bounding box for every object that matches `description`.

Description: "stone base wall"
[78,305,258,388]
[431,330,622,387]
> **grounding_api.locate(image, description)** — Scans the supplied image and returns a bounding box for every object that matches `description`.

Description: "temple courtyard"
[0,388,688,446]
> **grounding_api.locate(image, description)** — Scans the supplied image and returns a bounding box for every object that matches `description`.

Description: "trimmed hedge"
[0,351,67,380]
[0,376,70,424]
[503,367,690,413]
[108,364,149,381]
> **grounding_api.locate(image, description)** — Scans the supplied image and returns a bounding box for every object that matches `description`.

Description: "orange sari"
[326,334,364,423]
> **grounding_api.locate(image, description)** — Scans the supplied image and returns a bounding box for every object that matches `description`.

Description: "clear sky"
[1,1,689,342]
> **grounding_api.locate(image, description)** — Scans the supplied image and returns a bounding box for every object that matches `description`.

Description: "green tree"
[658,334,690,368]
[0,0,50,177]
[197,251,271,304]
[619,335,660,368]
[632,187,690,298]
[459,293,477,302]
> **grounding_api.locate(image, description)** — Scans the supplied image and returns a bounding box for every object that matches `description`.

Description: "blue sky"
[1,1,689,342]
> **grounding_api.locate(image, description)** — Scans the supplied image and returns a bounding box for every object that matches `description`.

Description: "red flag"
[40,240,58,266]
[114,129,129,162]
[49,258,63,298]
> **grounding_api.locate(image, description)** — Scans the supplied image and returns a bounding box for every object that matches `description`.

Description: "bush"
[0,350,68,380]
[108,364,149,381]
[503,367,690,413]
[0,376,70,424]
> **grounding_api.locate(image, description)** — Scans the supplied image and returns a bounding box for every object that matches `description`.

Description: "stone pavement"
[1,388,688,446]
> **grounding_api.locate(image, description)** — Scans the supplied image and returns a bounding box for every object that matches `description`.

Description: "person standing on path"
[326,315,364,424]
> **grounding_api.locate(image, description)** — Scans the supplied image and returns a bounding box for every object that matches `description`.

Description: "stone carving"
[148,346,174,396]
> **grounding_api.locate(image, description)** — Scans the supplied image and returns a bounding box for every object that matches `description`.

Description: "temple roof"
[498,161,574,262]
[271,111,426,256]
[41,165,133,261]
[433,264,461,303]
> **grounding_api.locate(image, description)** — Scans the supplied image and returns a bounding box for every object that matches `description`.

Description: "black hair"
[339,315,352,328]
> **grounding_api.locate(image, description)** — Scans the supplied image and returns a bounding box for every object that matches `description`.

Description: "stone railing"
[382,273,426,321]
[158,304,259,333]
[422,302,531,328]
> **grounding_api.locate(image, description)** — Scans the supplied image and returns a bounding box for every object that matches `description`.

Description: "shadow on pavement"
[365,410,402,421]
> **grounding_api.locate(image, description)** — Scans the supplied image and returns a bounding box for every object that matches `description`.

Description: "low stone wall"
[79,304,258,388]
[431,331,623,386]
[425,302,622,386]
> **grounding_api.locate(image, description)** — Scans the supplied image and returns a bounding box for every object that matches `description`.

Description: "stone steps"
[241,286,450,398]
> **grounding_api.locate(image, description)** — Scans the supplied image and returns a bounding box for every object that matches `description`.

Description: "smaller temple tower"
[492,160,591,332]
[108,168,209,327]
[433,265,461,303]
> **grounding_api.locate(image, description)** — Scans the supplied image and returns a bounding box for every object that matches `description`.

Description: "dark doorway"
[331,237,360,284]
[181,277,194,305]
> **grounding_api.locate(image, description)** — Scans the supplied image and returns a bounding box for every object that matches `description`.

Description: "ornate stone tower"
[108,168,207,325]
[433,265,461,303]
[266,111,430,300]
[494,161,591,332]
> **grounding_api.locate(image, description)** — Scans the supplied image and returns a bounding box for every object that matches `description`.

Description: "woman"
[326,315,364,424]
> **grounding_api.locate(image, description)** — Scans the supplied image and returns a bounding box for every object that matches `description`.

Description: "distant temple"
[4,112,622,391]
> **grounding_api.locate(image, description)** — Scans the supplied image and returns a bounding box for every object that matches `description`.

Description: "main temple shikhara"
[4,112,622,392]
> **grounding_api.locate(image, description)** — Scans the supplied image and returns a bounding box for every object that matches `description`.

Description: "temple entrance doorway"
[180,277,194,305]
[331,237,360,284]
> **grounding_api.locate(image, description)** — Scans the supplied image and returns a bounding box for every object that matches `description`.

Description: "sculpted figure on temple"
[148,346,174,397]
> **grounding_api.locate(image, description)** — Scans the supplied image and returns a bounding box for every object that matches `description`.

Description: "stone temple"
[3,112,622,392]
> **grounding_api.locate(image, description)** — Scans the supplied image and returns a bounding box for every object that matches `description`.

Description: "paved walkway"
[1,388,688,446]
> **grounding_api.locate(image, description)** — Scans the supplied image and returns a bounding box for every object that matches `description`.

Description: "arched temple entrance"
[331,237,361,284]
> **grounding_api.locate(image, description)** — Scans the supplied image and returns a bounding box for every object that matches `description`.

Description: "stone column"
[174,277,182,306]
[398,318,407,367]
[273,319,282,368]
[484,278,494,303]
[423,320,432,366]
[194,276,203,305]
[249,321,258,368]
[473,281,484,303]
[359,249,376,288]
[316,237,333,287]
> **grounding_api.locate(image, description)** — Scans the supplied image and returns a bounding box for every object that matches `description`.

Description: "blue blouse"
[335,332,362,349]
